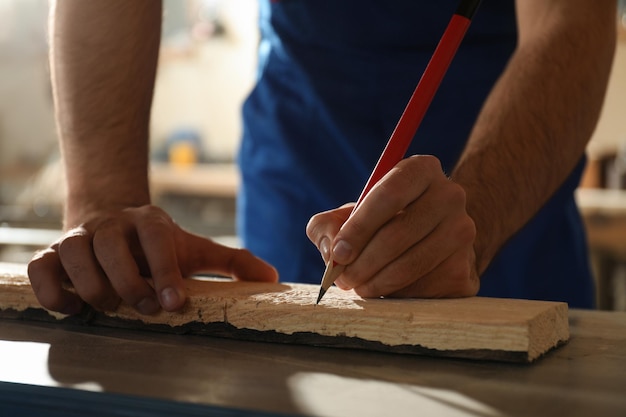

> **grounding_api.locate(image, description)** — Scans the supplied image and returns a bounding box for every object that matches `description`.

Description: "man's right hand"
[27,205,278,315]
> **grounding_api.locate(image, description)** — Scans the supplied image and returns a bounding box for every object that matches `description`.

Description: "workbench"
[1,309,625,416]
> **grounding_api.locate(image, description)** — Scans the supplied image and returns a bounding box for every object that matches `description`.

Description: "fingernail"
[136,297,160,315]
[333,240,352,263]
[320,237,331,262]
[161,287,183,311]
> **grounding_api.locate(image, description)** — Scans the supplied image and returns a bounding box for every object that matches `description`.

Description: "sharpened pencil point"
[316,287,327,305]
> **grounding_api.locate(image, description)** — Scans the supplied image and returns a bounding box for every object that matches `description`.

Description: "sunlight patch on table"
[287,372,504,417]
[0,340,102,392]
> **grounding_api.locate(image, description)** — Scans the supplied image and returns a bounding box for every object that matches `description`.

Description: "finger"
[134,210,186,312]
[28,246,84,315]
[182,231,279,283]
[332,155,441,264]
[351,210,475,297]
[387,249,479,298]
[58,227,120,311]
[306,204,354,262]
[92,218,161,315]
[340,180,461,289]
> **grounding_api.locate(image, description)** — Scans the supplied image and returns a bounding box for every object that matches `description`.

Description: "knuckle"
[57,233,90,258]
[446,181,467,205]
[27,249,54,278]
[449,264,470,283]
[432,179,466,210]
[408,154,443,176]
[442,256,476,297]
[136,205,170,225]
[136,204,165,215]
[92,220,123,250]
[305,214,323,240]
[376,178,408,209]
[138,213,172,239]
[456,216,477,245]
[307,207,350,242]
[422,154,442,170]
[96,217,124,233]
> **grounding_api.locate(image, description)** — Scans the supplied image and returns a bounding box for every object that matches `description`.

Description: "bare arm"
[452,0,617,274]
[50,0,159,225]
[307,0,616,298]
[29,1,277,315]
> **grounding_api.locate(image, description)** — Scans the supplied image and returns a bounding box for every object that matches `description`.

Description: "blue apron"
[238,0,595,308]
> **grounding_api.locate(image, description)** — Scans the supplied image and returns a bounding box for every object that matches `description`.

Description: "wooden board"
[0,262,569,363]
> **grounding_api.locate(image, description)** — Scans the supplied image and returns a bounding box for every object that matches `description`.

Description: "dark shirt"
[238,0,594,308]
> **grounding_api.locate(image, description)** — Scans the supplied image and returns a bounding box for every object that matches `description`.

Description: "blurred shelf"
[576,188,626,311]
[150,162,238,199]
[576,188,626,258]
[0,226,61,248]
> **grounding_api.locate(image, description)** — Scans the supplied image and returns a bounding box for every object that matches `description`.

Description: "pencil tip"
[316,287,327,305]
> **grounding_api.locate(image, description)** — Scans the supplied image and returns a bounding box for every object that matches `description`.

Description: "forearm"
[49,0,162,228]
[451,1,616,274]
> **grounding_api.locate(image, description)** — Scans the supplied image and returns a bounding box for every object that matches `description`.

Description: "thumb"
[180,231,278,282]
[306,203,354,262]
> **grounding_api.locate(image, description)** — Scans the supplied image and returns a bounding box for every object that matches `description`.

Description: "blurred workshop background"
[1,0,625,310]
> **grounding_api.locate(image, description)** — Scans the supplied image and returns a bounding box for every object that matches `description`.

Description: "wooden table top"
[1,308,625,417]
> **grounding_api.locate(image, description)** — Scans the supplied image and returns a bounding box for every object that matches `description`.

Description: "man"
[29,0,615,315]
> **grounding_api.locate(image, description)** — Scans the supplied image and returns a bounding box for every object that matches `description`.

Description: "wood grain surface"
[0,262,569,363]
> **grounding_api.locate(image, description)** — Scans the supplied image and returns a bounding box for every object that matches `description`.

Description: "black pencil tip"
[316,287,327,305]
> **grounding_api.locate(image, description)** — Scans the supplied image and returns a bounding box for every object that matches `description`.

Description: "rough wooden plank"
[0,262,569,363]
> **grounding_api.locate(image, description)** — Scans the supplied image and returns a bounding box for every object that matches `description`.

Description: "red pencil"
[316,0,483,304]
